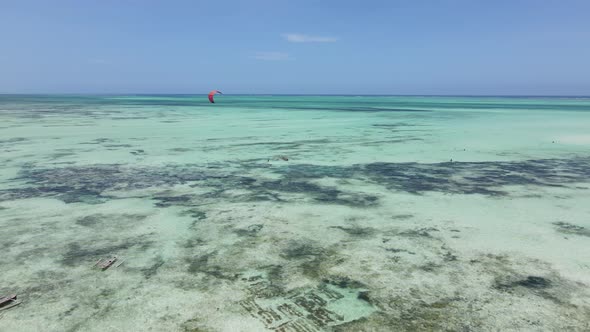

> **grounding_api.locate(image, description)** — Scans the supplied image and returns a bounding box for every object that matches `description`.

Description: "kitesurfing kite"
[208,90,222,103]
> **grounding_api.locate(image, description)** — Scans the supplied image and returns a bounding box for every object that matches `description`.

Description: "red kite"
[208,90,222,103]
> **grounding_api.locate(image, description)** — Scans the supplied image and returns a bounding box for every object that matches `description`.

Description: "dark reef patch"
[322,276,366,290]
[2,156,589,208]
[272,157,590,196]
[180,317,213,332]
[484,257,576,306]
[330,226,377,238]
[252,179,379,207]
[169,147,192,152]
[61,239,153,267]
[399,227,439,238]
[50,152,76,159]
[182,238,206,248]
[75,213,148,227]
[76,214,104,227]
[372,123,422,128]
[280,240,340,279]
[232,138,332,151]
[281,241,325,260]
[142,256,166,279]
[154,194,194,207]
[80,138,111,145]
[180,209,207,227]
[553,221,590,237]
[0,164,211,204]
[361,137,424,146]
[391,214,414,220]
[187,252,215,274]
[186,251,239,281]
[0,137,28,145]
[495,275,552,291]
[418,262,443,272]
[104,144,134,148]
[273,105,432,113]
[357,291,372,304]
[384,248,416,255]
[234,224,264,237]
[516,276,552,289]
[59,304,80,319]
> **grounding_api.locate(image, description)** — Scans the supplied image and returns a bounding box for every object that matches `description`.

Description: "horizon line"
[1,93,589,98]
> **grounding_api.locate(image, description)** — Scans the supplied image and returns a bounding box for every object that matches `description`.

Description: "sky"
[1,0,590,95]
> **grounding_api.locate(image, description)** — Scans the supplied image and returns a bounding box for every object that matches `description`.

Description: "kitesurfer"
[208,90,222,103]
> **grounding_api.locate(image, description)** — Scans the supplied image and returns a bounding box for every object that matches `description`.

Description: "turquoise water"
[1,95,589,331]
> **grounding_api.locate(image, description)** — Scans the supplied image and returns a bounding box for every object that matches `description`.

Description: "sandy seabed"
[1,95,589,331]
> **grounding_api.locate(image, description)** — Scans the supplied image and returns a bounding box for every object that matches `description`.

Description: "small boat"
[0,294,20,312]
[94,256,123,270]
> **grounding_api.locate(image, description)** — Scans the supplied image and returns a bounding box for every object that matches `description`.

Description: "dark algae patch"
[253,179,379,207]
[61,238,153,266]
[279,240,342,279]
[281,240,325,260]
[186,251,239,281]
[272,157,590,196]
[2,157,590,207]
[181,209,208,228]
[399,227,439,238]
[516,276,552,289]
[75,213,148,227]
[553,221,590,237]
[492,274,566,305]
[142,256,166,279]
[234,224,264,237]
[495,276,552,291]
[154,194,194,207]
[329,226,377,237]
[322,276,366,289]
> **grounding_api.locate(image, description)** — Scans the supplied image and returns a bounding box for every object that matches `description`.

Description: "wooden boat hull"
[0,295,20,312]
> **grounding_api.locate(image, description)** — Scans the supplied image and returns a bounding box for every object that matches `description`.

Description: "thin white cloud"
[282,33,338,43]
[253,52,292,61]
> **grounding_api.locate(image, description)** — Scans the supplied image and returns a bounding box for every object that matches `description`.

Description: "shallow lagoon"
[1,95,589,331]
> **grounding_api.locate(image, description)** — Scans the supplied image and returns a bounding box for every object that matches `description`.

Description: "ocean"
[1,95,589,331]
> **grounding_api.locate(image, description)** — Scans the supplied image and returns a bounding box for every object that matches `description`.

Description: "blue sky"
[1,0,589,95]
